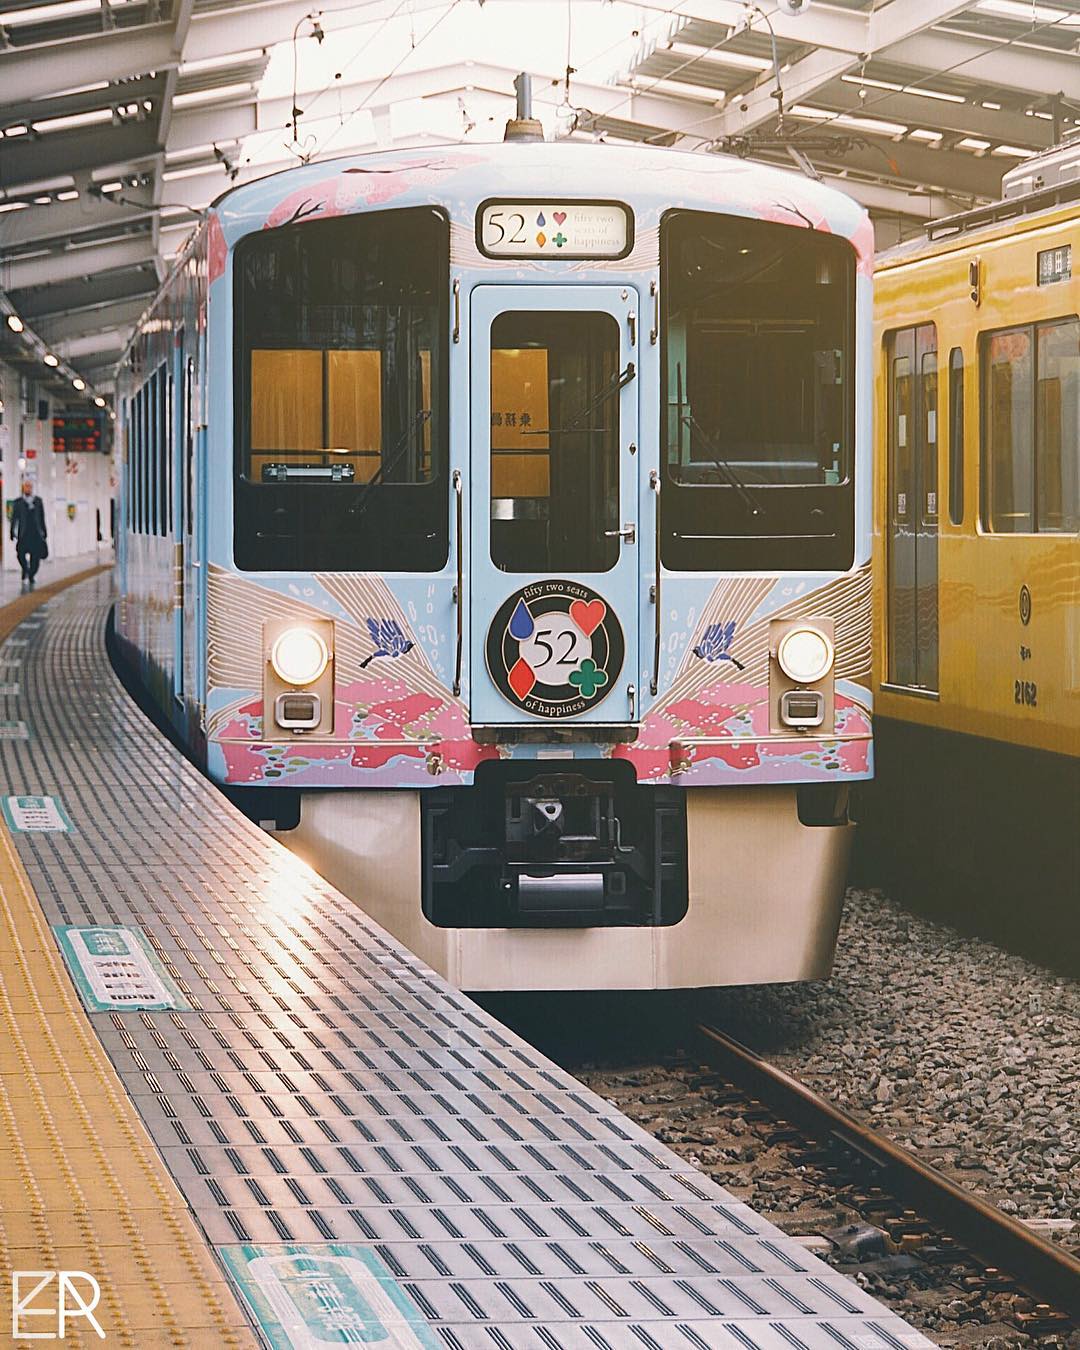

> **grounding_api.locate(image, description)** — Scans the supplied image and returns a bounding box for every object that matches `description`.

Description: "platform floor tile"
[0,578,936,1348]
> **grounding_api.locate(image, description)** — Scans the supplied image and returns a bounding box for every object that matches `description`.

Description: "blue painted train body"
[116,141,874,989]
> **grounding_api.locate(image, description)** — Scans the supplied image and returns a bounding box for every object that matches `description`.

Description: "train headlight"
[271,627,330,686]
[776,626,834,684]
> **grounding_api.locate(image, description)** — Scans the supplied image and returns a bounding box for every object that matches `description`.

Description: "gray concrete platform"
[0,573,936,1348]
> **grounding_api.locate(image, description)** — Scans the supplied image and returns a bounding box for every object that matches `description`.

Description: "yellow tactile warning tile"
[0,785,257,1346]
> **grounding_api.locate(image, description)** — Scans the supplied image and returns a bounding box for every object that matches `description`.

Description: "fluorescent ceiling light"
[179,50,264,75]
[839,74,965,104]
[32,107,113,133]
[0,201,28,213]
[957,137,991,150]
[43,353,59,367]
[666,42,771,72]
[908,129,943,142]
[7,314,25,332]
[72,377,86,390]
[791,106,908,137]
[0,0,97,23]
[992,144,1037,157]
[173,83,253,108]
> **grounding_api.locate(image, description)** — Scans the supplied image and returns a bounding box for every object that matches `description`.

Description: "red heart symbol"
[569,599,606,637]
[553,211,567,225]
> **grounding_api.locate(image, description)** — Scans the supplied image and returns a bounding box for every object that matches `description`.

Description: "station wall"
[0,358,115,572]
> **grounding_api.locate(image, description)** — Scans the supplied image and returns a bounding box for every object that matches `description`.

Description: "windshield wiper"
[524,362,636,439]
[681,411,765,518]
[347,408,432,522]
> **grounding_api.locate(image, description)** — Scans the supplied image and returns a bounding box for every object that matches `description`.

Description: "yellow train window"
[948,348,964,526]
[982,318,1079,533]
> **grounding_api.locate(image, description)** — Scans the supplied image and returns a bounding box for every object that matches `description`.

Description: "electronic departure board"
[52,413,104,453]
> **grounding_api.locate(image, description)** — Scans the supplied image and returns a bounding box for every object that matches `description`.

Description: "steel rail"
[695,1022,1080,1319]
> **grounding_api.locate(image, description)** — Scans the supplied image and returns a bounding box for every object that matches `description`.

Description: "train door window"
[660,210,855,572]
[920,350,938,526]
[886,324,937,691]
[983,327,1034,532]
[140,383,150,535]
[1035,317,1080,532]
[184,358,195,539]
[234,207,449,572]
[948,348,964,525]
[488,311,619,573]
[158,368,169,536]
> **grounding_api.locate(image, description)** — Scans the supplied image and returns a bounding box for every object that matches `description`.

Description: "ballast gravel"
[703,889,1080,1232]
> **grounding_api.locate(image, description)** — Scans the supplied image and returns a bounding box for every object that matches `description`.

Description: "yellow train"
[866,142,1079,964]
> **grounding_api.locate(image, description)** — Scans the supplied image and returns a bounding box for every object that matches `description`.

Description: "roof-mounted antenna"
[504,72,544,143]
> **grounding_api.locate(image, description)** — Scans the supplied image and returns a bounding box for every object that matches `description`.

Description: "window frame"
[980,314,1080,535]
[948,347,964,526]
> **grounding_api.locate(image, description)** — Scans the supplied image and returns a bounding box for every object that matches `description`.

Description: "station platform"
[0,570,935,1347]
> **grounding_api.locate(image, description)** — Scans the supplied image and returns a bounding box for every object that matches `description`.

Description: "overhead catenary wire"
[314,0,463,159]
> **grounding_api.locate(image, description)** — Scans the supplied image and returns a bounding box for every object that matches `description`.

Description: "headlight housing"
[776,626,834,684]
[270,627,330,686]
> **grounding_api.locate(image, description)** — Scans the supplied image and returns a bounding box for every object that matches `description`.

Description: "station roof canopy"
[2,0,1079,403]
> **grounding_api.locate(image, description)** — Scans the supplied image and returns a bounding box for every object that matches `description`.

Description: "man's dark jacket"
[10,495,47,552]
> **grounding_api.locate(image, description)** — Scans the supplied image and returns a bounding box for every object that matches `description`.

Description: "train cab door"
[468,286,640,728]
[886,325,939,692]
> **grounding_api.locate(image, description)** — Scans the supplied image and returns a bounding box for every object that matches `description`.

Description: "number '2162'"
[1014,679,1037,707]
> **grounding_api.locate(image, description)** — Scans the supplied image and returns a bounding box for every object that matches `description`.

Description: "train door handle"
[627,310,636,346]
[604,523,636,544]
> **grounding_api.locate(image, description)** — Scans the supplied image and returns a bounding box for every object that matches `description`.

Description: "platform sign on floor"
[0,683,20,696]
[53,925,190,1012]
[2,795,71,832]
[0,721,28,739]
[219,1245,440,1349]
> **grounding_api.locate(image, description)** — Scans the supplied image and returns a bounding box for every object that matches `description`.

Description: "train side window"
[983,327,1034,532]
[1036,318,1080,532]
[948,348,964,525]
[982,318,1079,533]
[234,207,449,572]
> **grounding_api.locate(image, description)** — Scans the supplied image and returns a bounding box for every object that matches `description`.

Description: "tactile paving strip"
[0,576,936,1349]
[0,596,253,1347]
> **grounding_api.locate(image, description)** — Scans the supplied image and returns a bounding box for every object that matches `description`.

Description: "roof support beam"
[11,269,158,319]
[36,296,148,344]
[887,29,1080,101]
[0,121,158,195]
[700,1,998,138]
[804,83,1056,152]
[0,195,153,250]
[3,235,158,290]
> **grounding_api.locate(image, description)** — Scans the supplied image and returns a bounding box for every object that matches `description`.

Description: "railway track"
[694,1022,1080,1328]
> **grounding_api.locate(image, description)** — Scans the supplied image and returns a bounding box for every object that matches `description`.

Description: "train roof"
[210,140,871,259]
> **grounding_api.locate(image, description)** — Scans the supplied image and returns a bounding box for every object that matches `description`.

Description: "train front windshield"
[233,207,449,572]
[661,211,856,572]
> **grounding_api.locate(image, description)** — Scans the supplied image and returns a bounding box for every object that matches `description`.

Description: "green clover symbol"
[569,658,608,698]
[553,232,567,248]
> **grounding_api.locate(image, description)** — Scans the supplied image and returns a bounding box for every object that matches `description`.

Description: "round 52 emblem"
[487,580,624,718]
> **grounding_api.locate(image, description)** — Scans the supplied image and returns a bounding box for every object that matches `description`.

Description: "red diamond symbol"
[508,658,536,700]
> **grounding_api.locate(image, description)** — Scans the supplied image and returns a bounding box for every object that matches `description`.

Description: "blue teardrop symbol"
[536,212,546,227]
[509,599,534,640]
